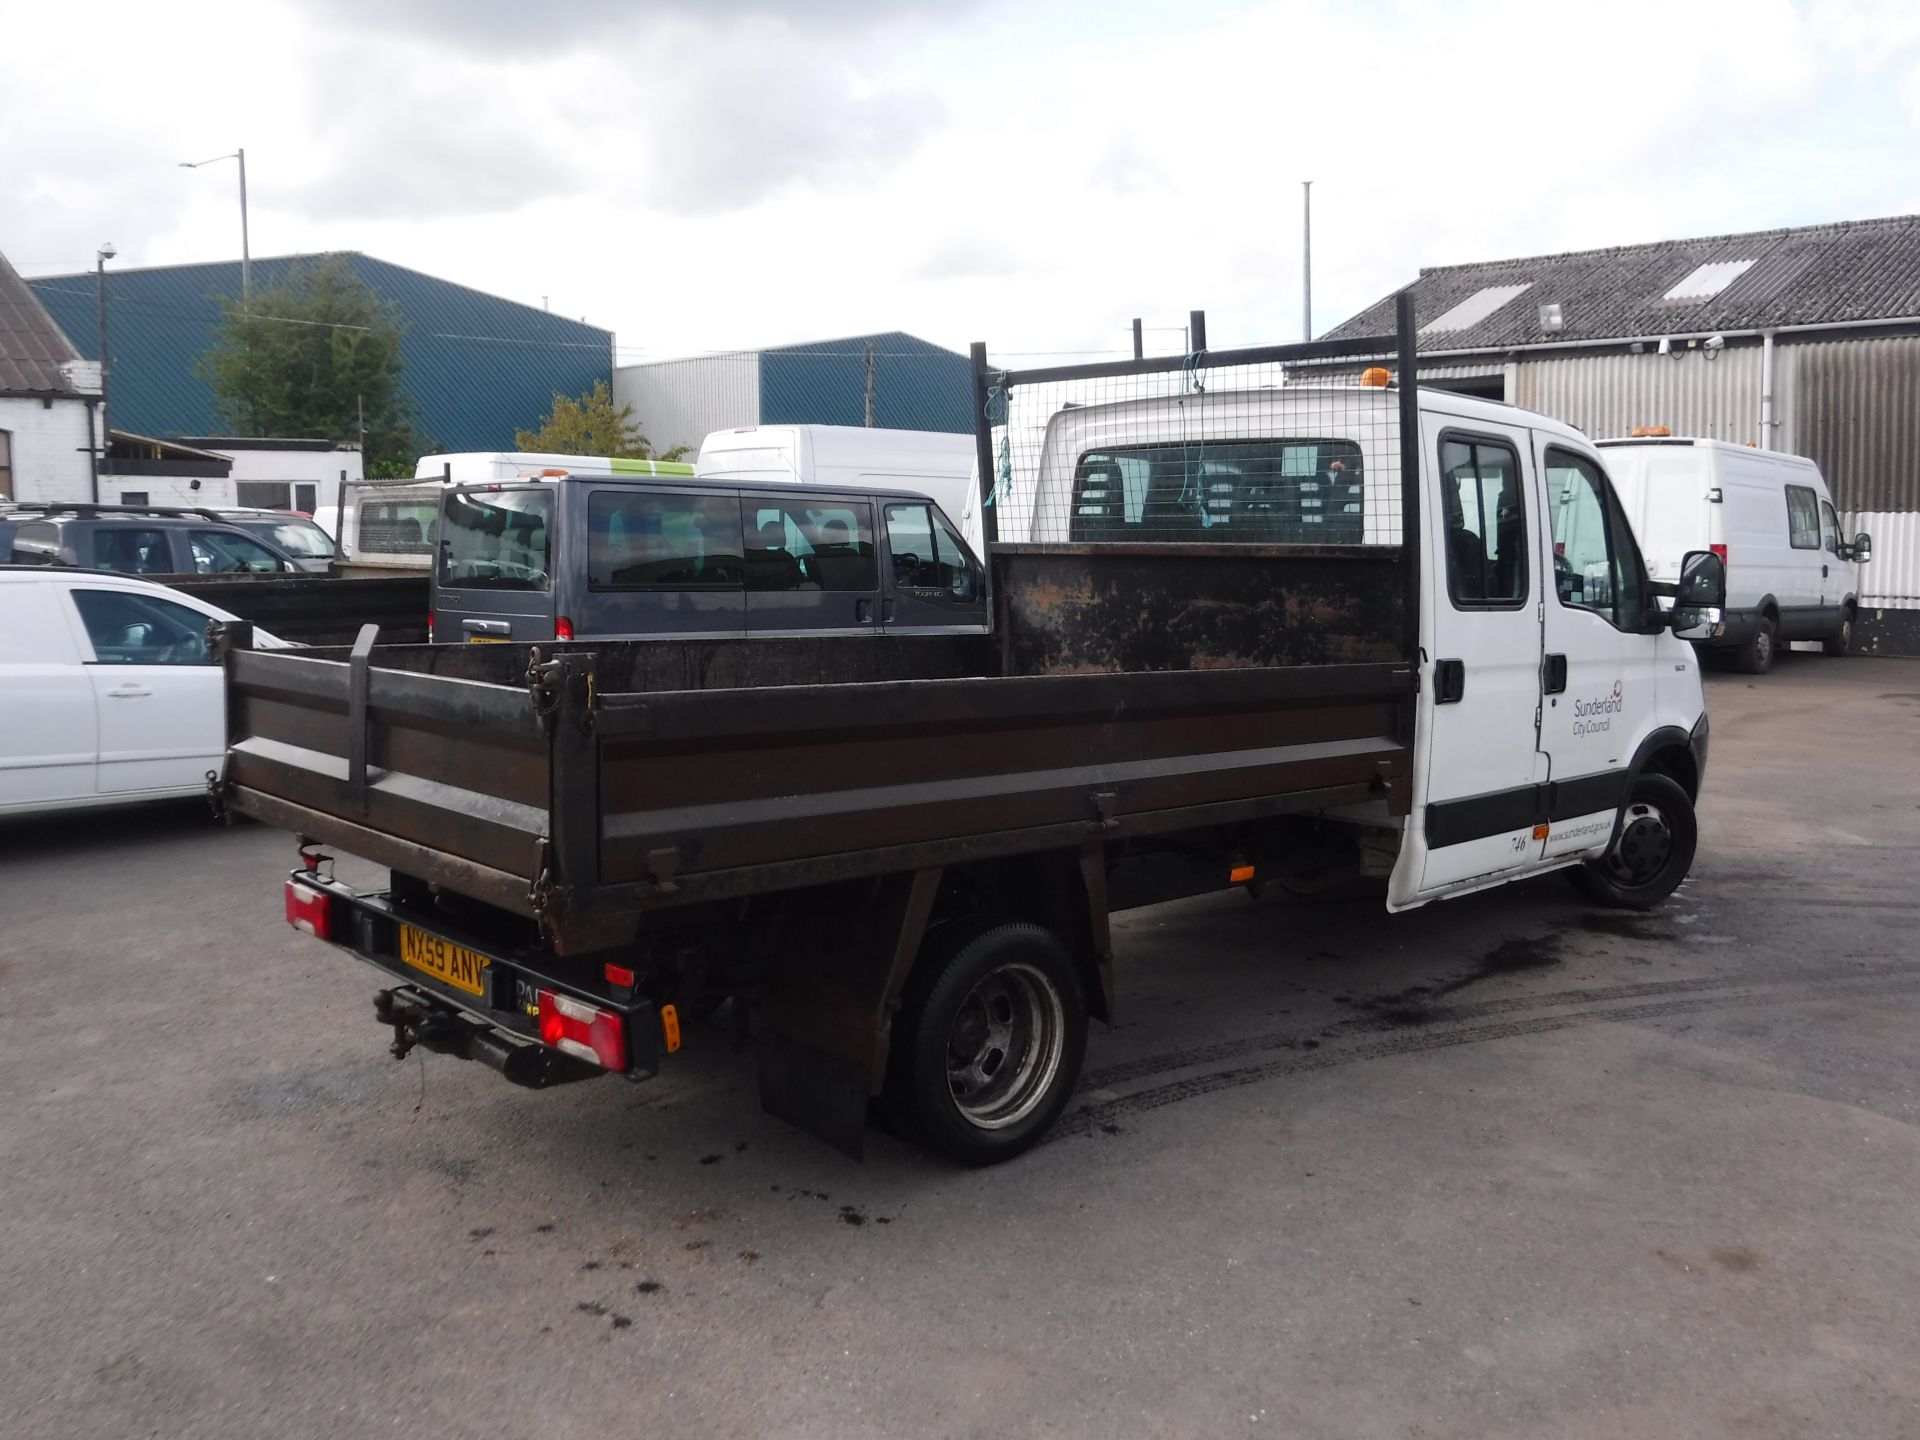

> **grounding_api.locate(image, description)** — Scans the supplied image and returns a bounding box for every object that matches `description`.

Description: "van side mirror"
[1850,531,1873,564]
[1669,549,1726,641]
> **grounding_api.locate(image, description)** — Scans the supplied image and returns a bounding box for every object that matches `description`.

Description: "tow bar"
[374,988,604,1089]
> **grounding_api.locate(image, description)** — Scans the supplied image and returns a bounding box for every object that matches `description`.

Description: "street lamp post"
[180,148,250,304]
[95,243,116,493]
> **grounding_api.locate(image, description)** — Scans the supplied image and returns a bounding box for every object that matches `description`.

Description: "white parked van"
[695,425,982,558]
[1597,438,1872,673]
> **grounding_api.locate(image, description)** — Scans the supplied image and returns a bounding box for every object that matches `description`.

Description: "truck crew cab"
[218,298,1725,1165]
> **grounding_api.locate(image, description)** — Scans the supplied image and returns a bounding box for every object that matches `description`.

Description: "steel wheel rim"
[1604,802,1673,887]
[1756,627,1773,666]
[1839,617,1852,651]
[945,961,1065,1130]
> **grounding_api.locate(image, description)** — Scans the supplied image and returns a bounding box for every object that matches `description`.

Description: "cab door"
[1396,418,1551,900]
[879,499,988,633]
[1533,441,1658,861]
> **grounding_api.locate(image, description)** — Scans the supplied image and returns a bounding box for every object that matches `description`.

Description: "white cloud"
[3,0,1919,364]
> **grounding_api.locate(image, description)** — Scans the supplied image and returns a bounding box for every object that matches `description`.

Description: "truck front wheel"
[887,921,1087,1166]
[1568,772,1698,910]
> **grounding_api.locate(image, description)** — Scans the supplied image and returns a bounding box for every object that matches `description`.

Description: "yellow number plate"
[465,635,511,644]
[399,925,489,996]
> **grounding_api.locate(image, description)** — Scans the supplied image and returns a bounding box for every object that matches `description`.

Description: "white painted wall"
[0,394,98,504]
[100,444,363,515]
[206,445,362,516]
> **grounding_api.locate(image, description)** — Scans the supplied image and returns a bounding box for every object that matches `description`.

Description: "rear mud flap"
[753,868,942,1158]
[757,1035,871,1159]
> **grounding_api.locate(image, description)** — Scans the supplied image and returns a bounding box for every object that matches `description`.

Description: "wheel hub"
[944,961,1066,1130]
[1604,802,1673,887]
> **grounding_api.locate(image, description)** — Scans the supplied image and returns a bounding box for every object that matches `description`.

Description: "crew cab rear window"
[1068,439,1363,543]
[1439,436,1528,608]
[440,489,551,591]
[589,491,743,589]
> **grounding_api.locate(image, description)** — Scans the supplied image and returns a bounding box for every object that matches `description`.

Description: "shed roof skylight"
[1662,259,1755,302]
[1419,283,1534,335]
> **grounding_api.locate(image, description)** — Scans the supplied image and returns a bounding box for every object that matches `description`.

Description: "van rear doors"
[435,486,557,642]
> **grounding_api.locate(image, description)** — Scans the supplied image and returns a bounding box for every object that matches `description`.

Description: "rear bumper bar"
[287,868,659,1083]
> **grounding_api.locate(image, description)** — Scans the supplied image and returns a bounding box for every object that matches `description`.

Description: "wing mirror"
[1848,531,1873,564]
[1669,549,1726,640]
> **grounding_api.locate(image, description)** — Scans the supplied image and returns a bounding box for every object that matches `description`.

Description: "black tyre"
[886,920,1087,1166]
[1823,608,1854,657]
[1569,772,1698,910]
[1734,616,1776,674]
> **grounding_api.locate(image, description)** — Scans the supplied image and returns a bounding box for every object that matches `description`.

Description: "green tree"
[516,380,688,461]
[196,256,426,477]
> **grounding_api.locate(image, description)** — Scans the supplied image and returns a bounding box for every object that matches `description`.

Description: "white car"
[0,567,289,818]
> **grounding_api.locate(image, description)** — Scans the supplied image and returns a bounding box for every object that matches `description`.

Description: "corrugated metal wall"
[1786,336,1920,513]
[1849,511,1920,606]
[1514,346,1766,444]
[613,353,760,457]
[1509,338,1920,617]
[758,332,971,434]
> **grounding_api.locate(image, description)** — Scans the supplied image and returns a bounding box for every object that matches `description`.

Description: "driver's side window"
[1544,448,1646,631]
[70,589,213,665]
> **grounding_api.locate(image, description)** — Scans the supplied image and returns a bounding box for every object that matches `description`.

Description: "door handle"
[1542,653,1568,694]
[1434,658,1465,704]
[462,619,511,635]
[855,598,874,624]
[107,685,152,699]
[1822,563,1830,578]
[881,597,895,623]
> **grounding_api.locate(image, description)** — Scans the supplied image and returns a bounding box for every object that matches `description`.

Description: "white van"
[1596,438,1872,672]
[695,425,982,558]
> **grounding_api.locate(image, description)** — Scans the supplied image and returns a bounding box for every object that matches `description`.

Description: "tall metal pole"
[180,150,250,306]
[237,147,251,306]
[1302,180,1313,342]
[95,246,113,481]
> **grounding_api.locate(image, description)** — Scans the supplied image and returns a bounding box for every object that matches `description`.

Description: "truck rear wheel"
[1568,772,1697,911]
[887,920,1087,1166]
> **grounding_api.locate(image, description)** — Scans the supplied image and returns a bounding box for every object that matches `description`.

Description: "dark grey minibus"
[430,472,987,643]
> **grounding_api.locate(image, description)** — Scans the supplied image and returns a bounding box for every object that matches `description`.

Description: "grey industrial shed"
[1330,214,1920,647]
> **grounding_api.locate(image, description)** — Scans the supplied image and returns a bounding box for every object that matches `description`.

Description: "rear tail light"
[555,615,574,642]
[284,879,335,940]
[1710,543,1728,565]
[536,989,627,1071]
[426,610,434,643]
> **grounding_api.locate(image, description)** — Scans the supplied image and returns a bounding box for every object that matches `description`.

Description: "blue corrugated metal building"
[28,253,611,453]
[614,331,971,455]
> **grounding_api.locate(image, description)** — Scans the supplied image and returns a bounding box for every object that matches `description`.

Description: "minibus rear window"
[439,489,551,590]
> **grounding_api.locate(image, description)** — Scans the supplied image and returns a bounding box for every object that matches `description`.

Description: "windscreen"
[439,488,551,590]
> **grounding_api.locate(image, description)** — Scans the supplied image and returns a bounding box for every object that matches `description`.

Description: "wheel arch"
[929,848,1113,1024]
[1628,725,1700,801]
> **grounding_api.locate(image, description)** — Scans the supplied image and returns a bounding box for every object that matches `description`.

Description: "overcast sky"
[4,0,1920,365]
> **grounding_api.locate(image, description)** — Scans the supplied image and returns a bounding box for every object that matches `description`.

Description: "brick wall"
[0,395,98,503]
